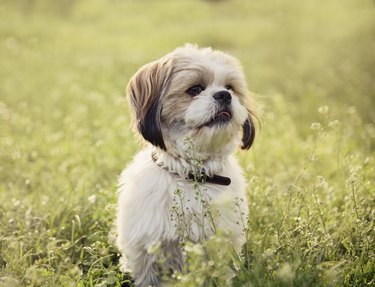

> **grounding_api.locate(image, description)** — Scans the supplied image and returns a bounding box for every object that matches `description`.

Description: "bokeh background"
[1,0,374,286]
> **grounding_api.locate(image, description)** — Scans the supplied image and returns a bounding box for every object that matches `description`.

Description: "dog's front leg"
[126,239,183,287]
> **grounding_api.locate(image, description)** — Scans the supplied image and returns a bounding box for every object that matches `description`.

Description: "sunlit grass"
[0,0,374,286]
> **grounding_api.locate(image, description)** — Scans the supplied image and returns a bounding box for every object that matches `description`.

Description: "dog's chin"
[162,119,238,159]
[163,106,243,158]
[188,121,239,157]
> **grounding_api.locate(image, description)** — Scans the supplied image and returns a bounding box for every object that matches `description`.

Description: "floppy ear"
[241,111,256,150]
[127,57,174,150]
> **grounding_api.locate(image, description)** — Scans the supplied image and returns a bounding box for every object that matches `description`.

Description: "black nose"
[213,91,232,105]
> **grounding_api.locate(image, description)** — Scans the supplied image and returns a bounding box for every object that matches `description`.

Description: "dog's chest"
[167,176,230,241]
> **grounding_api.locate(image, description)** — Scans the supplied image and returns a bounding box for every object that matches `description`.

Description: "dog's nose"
[213,91,232,105]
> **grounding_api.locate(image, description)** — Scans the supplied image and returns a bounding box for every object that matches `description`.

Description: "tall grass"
[0,0,374,286]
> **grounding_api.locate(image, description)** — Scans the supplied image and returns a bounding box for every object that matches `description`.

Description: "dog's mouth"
[204,108,232,127]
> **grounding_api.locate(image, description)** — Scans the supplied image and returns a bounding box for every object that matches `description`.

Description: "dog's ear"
[127,57,174,150]
[241,110,256,150]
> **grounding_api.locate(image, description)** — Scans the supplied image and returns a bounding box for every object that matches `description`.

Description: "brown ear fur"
[241,111,256,150]
[240,90,258,150]
[127,57,174,150]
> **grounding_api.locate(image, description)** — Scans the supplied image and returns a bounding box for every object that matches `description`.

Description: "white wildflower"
[318,106,329,114]
[311,122,322,130]
[184,243,204,256]
[88,194,97,204]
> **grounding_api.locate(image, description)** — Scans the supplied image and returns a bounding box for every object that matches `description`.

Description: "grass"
[0,0,374,286]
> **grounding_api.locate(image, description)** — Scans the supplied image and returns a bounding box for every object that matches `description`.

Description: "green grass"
[0,0,374,286]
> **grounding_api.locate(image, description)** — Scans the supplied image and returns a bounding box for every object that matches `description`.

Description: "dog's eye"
[186,85,205,97]
[225,84,234,91]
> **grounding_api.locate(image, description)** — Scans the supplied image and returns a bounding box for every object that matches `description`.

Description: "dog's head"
[127,44,256,158]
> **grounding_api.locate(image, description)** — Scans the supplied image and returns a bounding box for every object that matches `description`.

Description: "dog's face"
[128,44,255,158]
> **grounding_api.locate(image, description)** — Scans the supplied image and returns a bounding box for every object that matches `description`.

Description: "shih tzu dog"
[116,44,256,287]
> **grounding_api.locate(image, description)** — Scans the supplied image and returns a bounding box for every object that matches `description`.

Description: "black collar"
[151,152,231,186]
[187,172,231,186]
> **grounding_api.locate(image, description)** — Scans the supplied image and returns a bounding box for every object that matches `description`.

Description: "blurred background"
[1,0,375,125]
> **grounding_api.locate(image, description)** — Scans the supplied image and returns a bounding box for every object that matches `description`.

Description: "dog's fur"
[116,44,256,287]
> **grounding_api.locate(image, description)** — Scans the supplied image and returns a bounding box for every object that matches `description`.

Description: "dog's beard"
[184,93,247,129]
[161,94,247,158]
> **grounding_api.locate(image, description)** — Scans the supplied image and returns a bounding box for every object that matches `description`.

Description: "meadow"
[0,0,374,286]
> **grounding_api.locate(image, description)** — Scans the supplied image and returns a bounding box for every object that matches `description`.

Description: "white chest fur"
[116,147,248,255]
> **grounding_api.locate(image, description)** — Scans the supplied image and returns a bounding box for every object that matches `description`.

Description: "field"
[0,0,374,286]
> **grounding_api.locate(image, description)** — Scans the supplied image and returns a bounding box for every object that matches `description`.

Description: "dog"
[116,44,256,287]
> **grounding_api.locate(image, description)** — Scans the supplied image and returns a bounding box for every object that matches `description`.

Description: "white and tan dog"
[116,44,256,287]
